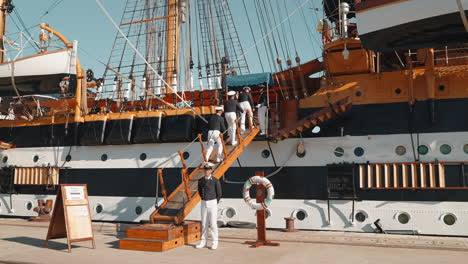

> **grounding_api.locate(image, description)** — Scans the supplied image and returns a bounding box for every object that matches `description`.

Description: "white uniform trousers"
[224,112,237,144]
[257,105,267,134]
[239,101,253,132]
[205,130,223,162]
[200,199,218,245]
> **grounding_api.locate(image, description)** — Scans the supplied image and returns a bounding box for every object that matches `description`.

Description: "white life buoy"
[242,176,275,210]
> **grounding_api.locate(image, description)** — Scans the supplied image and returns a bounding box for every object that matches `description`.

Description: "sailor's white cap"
[243,86,251,91]
[215,106,224,111]
[227,90,236,96]
[202,162,214,170]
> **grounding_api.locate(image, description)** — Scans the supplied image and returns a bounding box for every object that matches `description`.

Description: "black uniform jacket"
[239,92,254,109]
[208,114,227,132]
[198,176,222,202]
[224,99,243,113]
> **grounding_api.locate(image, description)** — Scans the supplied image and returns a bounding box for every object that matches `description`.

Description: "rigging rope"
[242,0,265,72]
[284,0,299,57]
[40,0,65,19]
[12,9,40,51]
[95,0,208,123]
[235,0,312,67]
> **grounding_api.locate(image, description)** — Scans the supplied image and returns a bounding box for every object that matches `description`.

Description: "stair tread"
[128,224,178,231]
[121,238,169,242]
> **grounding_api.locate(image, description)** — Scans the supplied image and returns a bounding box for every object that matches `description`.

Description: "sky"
[5,0,324,78]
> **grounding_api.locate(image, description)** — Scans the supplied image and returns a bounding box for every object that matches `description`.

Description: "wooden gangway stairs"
[150,126,260,224]
[273,98,352,141]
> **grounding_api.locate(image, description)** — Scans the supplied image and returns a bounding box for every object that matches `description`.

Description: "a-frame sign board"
[44,184,95,253]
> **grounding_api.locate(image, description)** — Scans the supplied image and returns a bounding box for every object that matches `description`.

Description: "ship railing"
[433,46,468,67]
[407,46,468,68]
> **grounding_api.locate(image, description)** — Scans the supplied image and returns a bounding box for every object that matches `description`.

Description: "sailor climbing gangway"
[224,91,243,146]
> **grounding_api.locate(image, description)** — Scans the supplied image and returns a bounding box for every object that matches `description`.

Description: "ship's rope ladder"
[150,111,259,224]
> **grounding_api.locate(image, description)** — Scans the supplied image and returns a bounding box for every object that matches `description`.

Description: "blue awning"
[226,72,274,87]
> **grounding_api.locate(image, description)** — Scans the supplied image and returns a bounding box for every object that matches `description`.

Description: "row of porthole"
[5,143,466,164]
[0,152,192,163]
[1,144,467,164]
[13,202,459,227]
[222,207,309,221]
[94,203,144,215]
[355,211,457,226]
[261,149,306,159]
[99,152,190,162]
[332,144,468,158]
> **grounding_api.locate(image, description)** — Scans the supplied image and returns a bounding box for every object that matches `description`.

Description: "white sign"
[74,205,89,217]
[64,186,85,201]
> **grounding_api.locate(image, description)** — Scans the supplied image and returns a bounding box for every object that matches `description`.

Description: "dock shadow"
[105,240,120,249]
[2,236,82,251]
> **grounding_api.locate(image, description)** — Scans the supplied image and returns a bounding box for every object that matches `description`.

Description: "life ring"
[242,176,275,210]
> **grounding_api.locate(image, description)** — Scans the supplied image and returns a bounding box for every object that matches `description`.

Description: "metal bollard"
[283,217,298,232]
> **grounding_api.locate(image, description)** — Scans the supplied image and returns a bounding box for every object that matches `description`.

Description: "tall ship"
[1,0,468,236]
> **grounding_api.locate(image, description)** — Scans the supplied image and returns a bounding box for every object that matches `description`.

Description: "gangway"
[150,124,259,224]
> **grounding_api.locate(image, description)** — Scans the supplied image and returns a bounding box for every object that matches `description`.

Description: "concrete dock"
[1,218,468,264]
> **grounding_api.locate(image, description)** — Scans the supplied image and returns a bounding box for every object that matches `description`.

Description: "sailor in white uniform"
[256,86,268,135]
[238,86,255,133]
[205,106,226,163]
[196,163,222,250]
[223,90,243,146]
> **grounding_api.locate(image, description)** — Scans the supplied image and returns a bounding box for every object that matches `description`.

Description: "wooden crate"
[119,237,185,252]
[182,221,201,235]
[184,232,201,244]
[126,224,184,240]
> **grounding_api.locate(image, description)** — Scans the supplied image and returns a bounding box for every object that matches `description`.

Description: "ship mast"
[0,0,11,63]
[165,0,180,93]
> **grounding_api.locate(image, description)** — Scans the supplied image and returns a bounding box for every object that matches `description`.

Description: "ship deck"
[0,218,467,264]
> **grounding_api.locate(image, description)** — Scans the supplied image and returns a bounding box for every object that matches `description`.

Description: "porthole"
[183,151,190,160]
[464,144,468,154]
[355,91,362,97]
[33,155,39,163]
[397,212,410,224]
[224,207,236,219]
[65,155,72,162]
[438,85,445,91]
[2,156,7,163]
[311,126,321,134]
[26,201,33,211]
[140,153,147,161]
[395,145,407,156]
[293,209,308,221]
[95,204,104,214]
[395,88,401,94]
[442,213,456,226]
[296,150,306,158]
[355,211,367,223]
[440,144,452,155]
[135,206,143,215]
[334,147,344,157]
[354,147,364,157]
[261,149,270,159]
[417,145,429,155]
[101,154,108,162]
